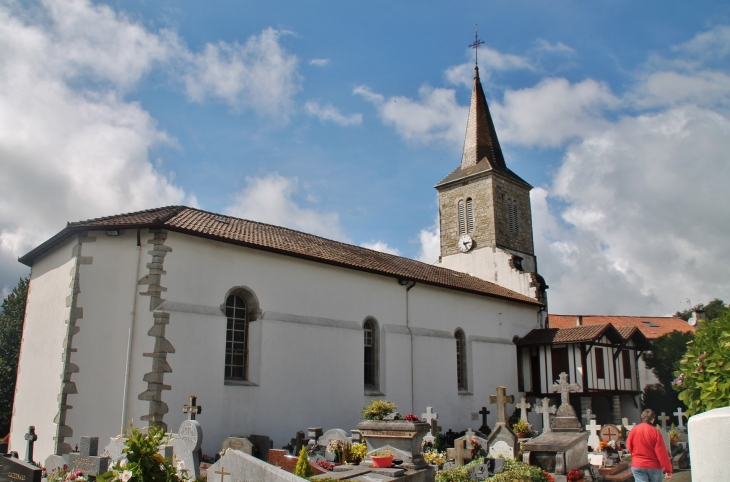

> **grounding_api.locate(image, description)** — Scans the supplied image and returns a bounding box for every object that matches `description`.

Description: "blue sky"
[1,0,729,315]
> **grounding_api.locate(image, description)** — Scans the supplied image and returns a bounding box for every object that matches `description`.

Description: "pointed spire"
[460,66,506,170]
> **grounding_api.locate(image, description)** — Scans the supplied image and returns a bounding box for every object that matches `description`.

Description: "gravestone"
[182,395,202,420]
[24,427,37,464]
[67,437,111,478]
[421,407,438,444]
[477,406,491,436]
[586,420,602,450]
[356,420,430,470]
[0,454,42,482]
[600,424,620,442]
[470,462,489,481]
[657,428,671,456]
[288,431,307,457]
[673,407,687,430]
[486,387,518,460]
[221,437,253,455]
[103,436,127,462]
[489,386,514,427]
[248,434,273,462]
[452,438,471,467]
[171,420,203,478]
[44,454,68,475]
[306,428,323,451]
[317,429,349,451]
[516,397,531,422]
[582,409,596,426]
[620,418,635,432]
[550,373,581,432]
[658,412,670,431]
[488,440,514,459]
[536,398,556,434]
[207,449,306,482]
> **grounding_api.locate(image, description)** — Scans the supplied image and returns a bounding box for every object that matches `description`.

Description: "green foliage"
[643,330,695,387]
[675,307,730,415]
[641,383,683,419]
[361,399,397,421]
[294,446,313,479]
[435,457,484,482]
[491,459,551,481]
[0,278,28,436]
[511,419,530,435]
[675,298,726,321]
[98,425,181,482]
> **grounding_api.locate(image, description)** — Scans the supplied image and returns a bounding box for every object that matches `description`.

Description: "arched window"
[455,329,467,391]
[458,200,466,235]
[364,318,379,390]
[466,198,474,233]
[225,294,249,380]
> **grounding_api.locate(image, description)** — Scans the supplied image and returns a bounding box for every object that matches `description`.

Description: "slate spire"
[460,66,506,170]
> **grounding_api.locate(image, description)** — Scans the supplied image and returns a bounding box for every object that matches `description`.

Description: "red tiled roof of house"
[20,206,542,307]
[548,314,694,340]
[517,322,652,350]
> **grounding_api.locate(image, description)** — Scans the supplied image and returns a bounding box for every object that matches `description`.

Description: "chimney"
[577,315,583,326]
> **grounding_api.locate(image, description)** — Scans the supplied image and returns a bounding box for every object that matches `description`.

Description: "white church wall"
[10,238,77,457]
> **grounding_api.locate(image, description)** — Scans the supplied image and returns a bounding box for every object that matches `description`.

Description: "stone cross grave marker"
[551,373,580,410]
[183,395,202,421]
[535,397,556,433]
[550,372,582,431]
[478,406,491,435]
[172,419,203,478]
[621,418,635,431]
[453,438,471,466]
[586,420,602,450]
[582,408,596,426]
[24,426,37,463]
[0,454,42,482]
[600,424,620,442]
[489,386,515,426]
[421,407,438,443]
[658,412,670,431]
[673,407,686,429]
[516,397,531,422]
[289,431,307,456]
[68,436,111,478]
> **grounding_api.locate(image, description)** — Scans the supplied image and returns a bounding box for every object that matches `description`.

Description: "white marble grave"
[585,420,602,450]
[488,441,514,459]
[208,449,307,482]
[171,420,203,479]
[688,406,730,482]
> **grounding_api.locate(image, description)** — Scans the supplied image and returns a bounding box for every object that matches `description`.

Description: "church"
[10,65,549,460]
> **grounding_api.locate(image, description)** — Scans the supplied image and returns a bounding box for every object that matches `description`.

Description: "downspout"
[121,228,142,433]
[405,281,417,414]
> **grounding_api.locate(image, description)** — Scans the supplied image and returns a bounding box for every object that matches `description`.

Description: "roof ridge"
[551,314,682,319]
[68,205,182,226]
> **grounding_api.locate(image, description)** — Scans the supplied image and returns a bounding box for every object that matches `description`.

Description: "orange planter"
[371,455,394,468]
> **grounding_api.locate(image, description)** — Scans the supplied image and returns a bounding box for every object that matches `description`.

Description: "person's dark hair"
[641,409,656,423]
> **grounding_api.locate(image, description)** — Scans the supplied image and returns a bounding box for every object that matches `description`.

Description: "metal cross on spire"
[469,25,485,66]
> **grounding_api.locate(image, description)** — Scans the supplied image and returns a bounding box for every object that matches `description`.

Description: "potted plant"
[348,443,368,464]
[370,448,394,468]
[512,419,530,438]
[566,468,585,481]
[361,399,398,421]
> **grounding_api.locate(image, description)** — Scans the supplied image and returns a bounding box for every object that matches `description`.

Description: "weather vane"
[469,24,485,66]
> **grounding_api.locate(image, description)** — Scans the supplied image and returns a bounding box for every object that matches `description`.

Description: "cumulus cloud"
[416,219,440,264]
[305,100,362,126]
[181,28,301,118]
[360,241,401,256]
[354,85,467,146]
[534,39,575,55]
[309,58,329,66]
[224,174,349,242]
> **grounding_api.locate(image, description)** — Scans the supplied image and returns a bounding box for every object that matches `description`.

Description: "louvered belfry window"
[466,198,474,233]
[225,294,248,380]
[508,199,520,235]
[458,200,466,235]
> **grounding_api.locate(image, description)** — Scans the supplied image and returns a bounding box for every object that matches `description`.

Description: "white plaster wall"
[10,238,76,458]
[438,246,537,299]
[689,406,730,481]
[637,356,659,389]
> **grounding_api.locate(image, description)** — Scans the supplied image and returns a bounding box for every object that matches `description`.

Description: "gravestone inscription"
[171,420,203,478]
[0,454,42,482]
[67,437,111,478]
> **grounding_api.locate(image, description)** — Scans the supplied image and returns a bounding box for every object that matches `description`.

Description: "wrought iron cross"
[24,426,37,463]
[183,395,202,420]
[469,25,485,65]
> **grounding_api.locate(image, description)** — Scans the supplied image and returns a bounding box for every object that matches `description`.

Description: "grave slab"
[0,454,42,482]
[67,437,111,478]
[207,449,307,482]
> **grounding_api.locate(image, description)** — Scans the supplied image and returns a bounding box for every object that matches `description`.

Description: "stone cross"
[516,397,531,421]
[453,438,472,467]
[582,408,596,425]
[183,395,202,421]
[621,418,636,431]
[289,431,307,456]
[658,412,670,430]
[673,407,686,429]
[67,436,111,477]
[535,398,556,433]
[586,420,602,450]
[24,426,37,463]
[489,386,515,426]
[465,428,475,441]
[214,466,230,482]
[478,407,490,427]
[421,407,438,438]
[550,372,581,409]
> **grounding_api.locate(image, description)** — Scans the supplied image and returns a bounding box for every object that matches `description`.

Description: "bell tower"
[434,65,547,304]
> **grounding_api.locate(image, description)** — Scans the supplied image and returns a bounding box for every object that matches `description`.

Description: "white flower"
[119,459,128,468]
[121,470,132,482]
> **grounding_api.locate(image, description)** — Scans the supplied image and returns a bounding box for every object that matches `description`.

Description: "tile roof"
[517,323,652,350]
[20,206,542,307]
[548,314,694,340]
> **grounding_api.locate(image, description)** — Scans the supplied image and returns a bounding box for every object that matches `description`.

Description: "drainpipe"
[405,281,417,414]
[121,228,142,433]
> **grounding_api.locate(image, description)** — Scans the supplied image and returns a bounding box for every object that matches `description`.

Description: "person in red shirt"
[626,409,673,481]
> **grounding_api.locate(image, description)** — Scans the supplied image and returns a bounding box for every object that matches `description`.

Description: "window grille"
[466,198,474,233]
[364,320,376,387]
[225,294,248,380]
[458,200,465,235]
[456,330,467,390]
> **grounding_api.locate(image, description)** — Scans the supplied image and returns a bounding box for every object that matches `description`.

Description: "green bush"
[294,446,313,479]
[97,425,181,482]
[361,399,397,421]
[491,459,551,481]
[435,457,483,482]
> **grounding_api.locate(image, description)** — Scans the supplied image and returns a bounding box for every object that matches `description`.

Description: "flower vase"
[371,455,394,468]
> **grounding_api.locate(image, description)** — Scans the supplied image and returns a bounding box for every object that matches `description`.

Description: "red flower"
[404,414,419,422]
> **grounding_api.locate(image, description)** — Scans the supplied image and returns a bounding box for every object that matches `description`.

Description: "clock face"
[458,234,473,253]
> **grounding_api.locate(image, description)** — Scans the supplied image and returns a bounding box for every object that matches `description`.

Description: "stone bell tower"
[434,65,547,305]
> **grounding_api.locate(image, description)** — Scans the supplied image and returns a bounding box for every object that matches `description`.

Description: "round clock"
[458,234,473,253]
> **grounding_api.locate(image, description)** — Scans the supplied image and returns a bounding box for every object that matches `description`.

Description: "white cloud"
[354,84,467,146]
[445,47,533,88]
[361,241,401,256]
[224,173,349,242]
[305,100,362,126]
[416,219,440,264]
[309,58,329,66]
[181,28,301,119]
[672,25,730,61]
[634,70,730,109]
[534,39,575,55]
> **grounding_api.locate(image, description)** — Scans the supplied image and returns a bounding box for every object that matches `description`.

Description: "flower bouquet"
[566,468,585,481]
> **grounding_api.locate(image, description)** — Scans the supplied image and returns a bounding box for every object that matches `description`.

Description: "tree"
[294,446,313,479]
[675,307,730,415]
[0,278,29,436]
[675,298,726,322]
[641,330,694,416]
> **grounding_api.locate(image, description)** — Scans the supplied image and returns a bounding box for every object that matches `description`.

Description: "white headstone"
[103,436,127,462]
[221,437,253,455]
[586,420,602,450]
[535,398,556,434]
[516,397,531,422]
[588,452,604,468]
[171,420,203,478]
[657,428,671,456]
[421,407,438,443]
[488,440,514,460]
[620,418,635,431]
[689,407,730,482]
[208,449,307,482]
[673,407,686,429]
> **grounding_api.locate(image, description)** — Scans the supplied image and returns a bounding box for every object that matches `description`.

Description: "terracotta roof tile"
[516,324,615,346]
[549,314,694,340]
[21,206,542,307]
